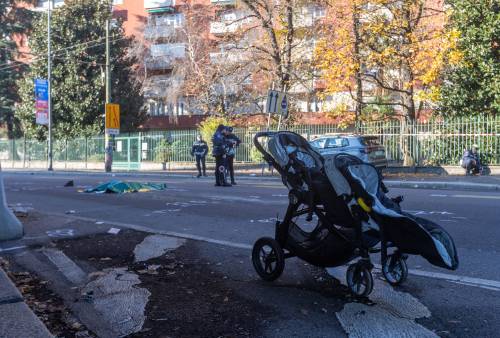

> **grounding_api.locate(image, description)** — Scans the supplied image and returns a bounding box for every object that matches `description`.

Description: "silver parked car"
[310,135,388,168]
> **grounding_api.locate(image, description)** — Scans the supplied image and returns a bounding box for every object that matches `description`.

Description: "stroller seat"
[251,131,459,297]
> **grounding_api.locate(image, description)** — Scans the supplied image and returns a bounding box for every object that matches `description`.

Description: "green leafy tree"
[0,0,34,139]
[198,115,230,145]
[441,0,500,116]
[16,0,145,140]
[154,138,172,169]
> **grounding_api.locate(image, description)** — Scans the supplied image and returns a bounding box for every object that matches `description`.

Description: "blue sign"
[281,96,288,110]
[34,79,48,101]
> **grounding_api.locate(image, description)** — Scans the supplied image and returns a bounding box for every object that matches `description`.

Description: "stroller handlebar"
[253,132,276,167]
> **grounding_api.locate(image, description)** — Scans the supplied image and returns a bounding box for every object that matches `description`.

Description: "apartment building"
[23,1,444,129]
[21,1,332,129]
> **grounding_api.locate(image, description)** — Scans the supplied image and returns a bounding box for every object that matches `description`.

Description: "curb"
[0,268,23,305]
[0,267,54,338]
[3,169,500,192]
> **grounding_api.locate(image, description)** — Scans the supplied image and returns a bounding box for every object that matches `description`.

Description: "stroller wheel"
[346,263,373,297]
[252,237,285,282]
[382,254,408,286]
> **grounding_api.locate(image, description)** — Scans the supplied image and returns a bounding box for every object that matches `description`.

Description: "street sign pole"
[104,18,113,173]
[47,0,53,171]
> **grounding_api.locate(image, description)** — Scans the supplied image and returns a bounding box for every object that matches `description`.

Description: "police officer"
[461,144,482,175]
[212,125,232,187]
[225,127,241,185]
[191,134,208,178]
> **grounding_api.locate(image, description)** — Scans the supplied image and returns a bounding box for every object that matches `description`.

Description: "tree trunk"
[352,4,363,130]
[282,0,294,91]
[400,59,416,166]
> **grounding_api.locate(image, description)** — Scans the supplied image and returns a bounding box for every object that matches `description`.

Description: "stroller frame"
[252,131,408,297]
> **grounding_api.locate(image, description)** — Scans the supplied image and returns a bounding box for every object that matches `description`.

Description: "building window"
[312,5,326,19]
[153,13,184,27]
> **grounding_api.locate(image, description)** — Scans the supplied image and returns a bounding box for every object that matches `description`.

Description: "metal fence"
[1,116,499,168]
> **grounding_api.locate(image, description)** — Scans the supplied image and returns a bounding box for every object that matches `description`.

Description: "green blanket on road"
[85,181,167,194]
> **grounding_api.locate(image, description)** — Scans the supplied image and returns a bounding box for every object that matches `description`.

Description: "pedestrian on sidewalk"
[212,125,232,187]
[191,134,208,178]
[461,144,482,175]
[225,127,241,185]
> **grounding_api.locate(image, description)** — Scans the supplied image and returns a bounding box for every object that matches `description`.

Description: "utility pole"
[47,0,53,171]
[104,18,113,172]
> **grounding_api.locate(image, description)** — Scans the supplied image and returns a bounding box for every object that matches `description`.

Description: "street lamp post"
[47,0,53,171]
[104,17,113,173]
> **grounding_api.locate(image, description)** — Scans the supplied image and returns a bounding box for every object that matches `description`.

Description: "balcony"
[209,51,248,64]
[146,43,186,70]
[150,43,185,58]
[144,75,183,98]
[210,0,236,5]
[144,0,175,9]
[210,21,239,35]
[145,58,175,70]
[33,0,64,11]
[144,24,175,39]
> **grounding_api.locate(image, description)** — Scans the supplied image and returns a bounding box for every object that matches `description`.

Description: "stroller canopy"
[257,131,459,271]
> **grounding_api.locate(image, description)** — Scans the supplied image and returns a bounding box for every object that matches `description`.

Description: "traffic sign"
[34,79,49,126]
[266,90,289,118]
[105,103,120,135]
[34,79,48,101]
[36,110,49,125]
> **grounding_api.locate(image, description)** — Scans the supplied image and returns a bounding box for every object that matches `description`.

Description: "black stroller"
[251,131,458,297]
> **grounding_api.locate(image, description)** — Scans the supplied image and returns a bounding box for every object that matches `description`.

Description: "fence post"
[11,139,15,168]
[65,139,68,169]
[85,138,88,169]
[23,136,27,169]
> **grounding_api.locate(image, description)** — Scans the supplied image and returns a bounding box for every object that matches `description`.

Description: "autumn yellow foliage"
[316,0,461,122]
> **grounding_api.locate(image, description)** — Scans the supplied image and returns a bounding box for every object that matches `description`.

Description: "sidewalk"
[0,263,53,338]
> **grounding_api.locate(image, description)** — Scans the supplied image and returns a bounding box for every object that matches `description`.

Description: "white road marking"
[44,212,500,292]
[0,245,28,253]
[46,229,75,238]
[451,194,500,200]
[42,248,87,285]
[430,194,447,197]
[406,210,454,216]
[207,195,285,204]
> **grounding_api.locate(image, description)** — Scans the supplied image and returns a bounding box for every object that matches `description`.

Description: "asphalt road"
[2,172,500,337]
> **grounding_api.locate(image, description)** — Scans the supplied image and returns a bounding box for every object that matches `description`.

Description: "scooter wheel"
[346,263,374,297]
[252,237,285,282]
[382,254,408,286]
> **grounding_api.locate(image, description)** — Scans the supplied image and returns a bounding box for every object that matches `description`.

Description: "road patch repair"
[328,267,437,338]
[84,181,167,194]
[1,228,274,337]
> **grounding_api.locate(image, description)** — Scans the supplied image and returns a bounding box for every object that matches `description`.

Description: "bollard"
[0,165,24,241]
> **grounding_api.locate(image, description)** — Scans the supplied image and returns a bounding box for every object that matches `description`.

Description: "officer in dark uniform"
[212,125,232,187]
[191,134,208,178]
[225,127,241,185]
[461,144,482,175]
